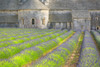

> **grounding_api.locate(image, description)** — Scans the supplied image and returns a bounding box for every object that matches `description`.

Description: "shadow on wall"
[48,22,68,30]
[0,23,19,28]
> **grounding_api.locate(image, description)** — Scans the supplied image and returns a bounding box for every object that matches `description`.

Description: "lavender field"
[0,28,99,67]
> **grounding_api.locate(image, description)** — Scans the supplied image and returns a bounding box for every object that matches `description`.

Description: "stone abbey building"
[0,0,100,31]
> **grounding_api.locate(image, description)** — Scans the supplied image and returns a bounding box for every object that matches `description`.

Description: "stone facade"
[0,11,18,27]
[18,10,49,29]
[90,11,100,30]
[72,10,91,31]
[0,0,49,29]
[0,0,100,30]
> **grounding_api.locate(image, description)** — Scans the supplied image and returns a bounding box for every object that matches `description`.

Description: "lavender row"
[0,29,55,38]
[0,30,56,43]
[0,30,67,59]
[32,31,81,67]
[0,30,60,48]
[77,31,100,67]
[0,29,53,39]
[0,31,74,67]
[0,30,60,49]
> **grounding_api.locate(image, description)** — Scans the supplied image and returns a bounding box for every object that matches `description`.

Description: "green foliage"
[0,29,72,67]
[33,31,82,67]
[0,30,68,59]
[56,37,63,42]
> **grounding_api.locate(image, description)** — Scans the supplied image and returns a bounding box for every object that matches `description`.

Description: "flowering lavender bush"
[0,30,60,48]
[0,28,54,39]
[77,31,100,67]
[31,31,81,67]
[0,30,68,59]
[0,30,74,67]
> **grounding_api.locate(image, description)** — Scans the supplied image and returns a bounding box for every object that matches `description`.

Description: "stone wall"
[72,10,90,19]
[73,19,90,31]
[48,0,100,10]
[48,22,72,30]
[18,9,49,29]
[49,10,72,23]
[72,10,91,31]
[48,10,72,30]
[0,10,18,27]
[90,11,100,30]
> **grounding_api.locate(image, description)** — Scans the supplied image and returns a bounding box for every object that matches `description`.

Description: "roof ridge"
[18,0,48,10]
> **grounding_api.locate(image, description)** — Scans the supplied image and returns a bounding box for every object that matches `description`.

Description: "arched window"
[22,18,24,25]
[32,19,35,25]
[42,18,45,25]
[96,26,100,30]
